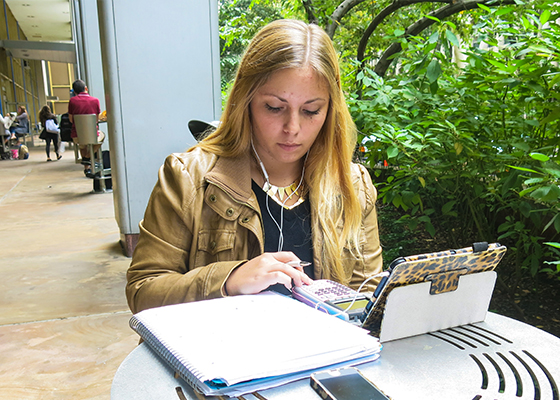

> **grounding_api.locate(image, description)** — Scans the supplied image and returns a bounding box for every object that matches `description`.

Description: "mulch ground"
[490,276,560,338]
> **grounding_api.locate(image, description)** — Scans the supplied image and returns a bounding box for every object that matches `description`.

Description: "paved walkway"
[0,145,138,399]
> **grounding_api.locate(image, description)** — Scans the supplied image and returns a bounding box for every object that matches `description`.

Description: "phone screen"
[332,298,370,311]
[313,369,389,400]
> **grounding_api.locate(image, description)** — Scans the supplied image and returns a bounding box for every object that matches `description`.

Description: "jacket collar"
[205,151,258,207]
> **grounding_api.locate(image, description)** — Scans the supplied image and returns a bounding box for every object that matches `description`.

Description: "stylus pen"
[286,260,312,268]
[286,261,311,293]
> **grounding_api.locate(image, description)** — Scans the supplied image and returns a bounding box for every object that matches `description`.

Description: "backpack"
[59,113,72,142]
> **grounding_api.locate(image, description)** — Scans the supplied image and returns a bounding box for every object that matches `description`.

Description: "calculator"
[292,280,369,322]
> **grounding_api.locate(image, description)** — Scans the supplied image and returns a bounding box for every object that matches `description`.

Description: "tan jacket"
[126,147,383,313]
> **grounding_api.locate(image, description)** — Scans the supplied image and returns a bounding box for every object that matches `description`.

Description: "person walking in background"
[38,105,61,161]
[68,79,101,176]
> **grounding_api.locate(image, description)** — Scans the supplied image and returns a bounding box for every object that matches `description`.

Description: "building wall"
[0,3,42,132]
[46,61,75,115]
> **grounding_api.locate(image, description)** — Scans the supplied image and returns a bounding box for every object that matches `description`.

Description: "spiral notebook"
[129,292,382,397]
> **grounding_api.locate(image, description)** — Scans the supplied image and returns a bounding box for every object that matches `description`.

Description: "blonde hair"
[196,19,361,283]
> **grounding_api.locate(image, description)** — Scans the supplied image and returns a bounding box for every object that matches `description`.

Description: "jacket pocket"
[196,230,236,264]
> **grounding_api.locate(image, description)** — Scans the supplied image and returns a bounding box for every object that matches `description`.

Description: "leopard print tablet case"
[362,242,507,337]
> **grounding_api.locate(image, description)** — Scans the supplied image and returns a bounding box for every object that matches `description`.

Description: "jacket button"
[210,241,216,250]
[226,208,234,217]
[242,217,250,223]
[209,194,217,202]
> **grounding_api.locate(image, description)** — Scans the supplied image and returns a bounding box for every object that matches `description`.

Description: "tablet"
[361,242,507,337]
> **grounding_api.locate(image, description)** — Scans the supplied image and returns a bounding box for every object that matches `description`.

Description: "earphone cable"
[251,139,308,252]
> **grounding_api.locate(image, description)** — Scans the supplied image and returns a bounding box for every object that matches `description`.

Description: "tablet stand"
[379,271,497,343]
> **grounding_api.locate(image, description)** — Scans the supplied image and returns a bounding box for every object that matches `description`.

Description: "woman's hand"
[225,252,313,296]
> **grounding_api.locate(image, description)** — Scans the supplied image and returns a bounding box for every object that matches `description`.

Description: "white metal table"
[111,313,560,400]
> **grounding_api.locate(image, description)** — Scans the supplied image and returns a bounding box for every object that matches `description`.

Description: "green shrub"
[349,4,560,285]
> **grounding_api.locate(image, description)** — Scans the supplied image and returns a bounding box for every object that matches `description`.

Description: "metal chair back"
[73,114,98,144]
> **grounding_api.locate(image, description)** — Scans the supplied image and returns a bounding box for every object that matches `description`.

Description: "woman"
[126,19,383,314]
[38,105,61,161]
[12,106,29,138]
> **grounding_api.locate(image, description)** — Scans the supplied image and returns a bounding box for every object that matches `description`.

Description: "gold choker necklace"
[263,180,305,209]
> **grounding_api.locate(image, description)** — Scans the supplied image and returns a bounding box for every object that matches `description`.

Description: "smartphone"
[310,367,391,400]
[292,280,369,322]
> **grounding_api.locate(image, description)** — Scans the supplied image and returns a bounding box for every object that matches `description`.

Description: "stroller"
[1,134,28,160]
[1,133,14,160]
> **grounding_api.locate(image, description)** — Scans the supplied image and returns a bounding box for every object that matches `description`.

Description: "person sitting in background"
[68,79,101,176]
[126,19,383,314]
[0,112,14,147]
[38,105,61,161]
[12,106,29,139]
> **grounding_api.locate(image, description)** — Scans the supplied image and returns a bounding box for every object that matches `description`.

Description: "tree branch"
[325,0,368,39]
[302,0,319,25]
[373,0,518,77]
[357,0,450,63]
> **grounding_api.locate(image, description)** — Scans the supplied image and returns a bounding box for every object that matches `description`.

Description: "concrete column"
[97,0,221,256]
[72,0,106,109]
[73,0,107,150]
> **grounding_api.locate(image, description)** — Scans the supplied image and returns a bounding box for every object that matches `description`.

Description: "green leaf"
[487,59,507,71]
[519,186,538,197]
[442,200,456,214]
[524,177,545,185]
[531,186,552,200]
[544,242,560,249]
[429,80,439,95]
[540,107,560,125]
[445,30,460,47]
[530,45,554,55]
[387,146,399,158]
[530,153,550,162]
[542,216,559,234]
[477,3,491,12]
[513,142,530,152]
[425,222,436,237]
[426,59,442,83]
[507,165,539,174]
[498,231,517,240]
[544,168,560,178]
[519,201,532,218]
[496,7,514,16]
[428,31,439,44]
[540,9,551,25]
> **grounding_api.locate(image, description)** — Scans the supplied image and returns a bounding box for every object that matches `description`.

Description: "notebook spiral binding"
[130,317,203,392]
